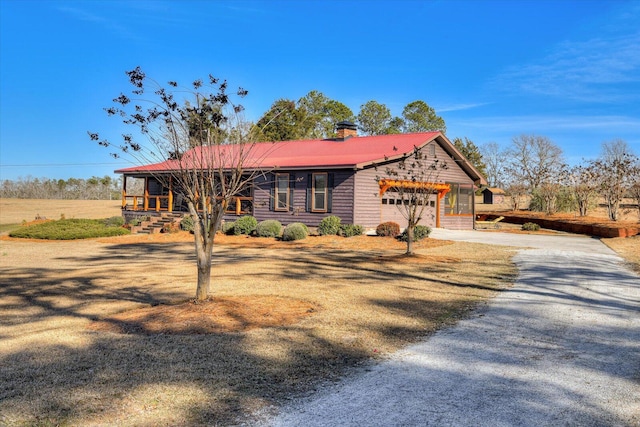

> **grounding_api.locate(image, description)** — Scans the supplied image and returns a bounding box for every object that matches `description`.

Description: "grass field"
[0,198,122,225]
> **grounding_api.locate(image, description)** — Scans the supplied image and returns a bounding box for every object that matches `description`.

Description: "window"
[445,183,474,215]
[274,173,290,211]
[306,172,333,213]
[312,173,327,212]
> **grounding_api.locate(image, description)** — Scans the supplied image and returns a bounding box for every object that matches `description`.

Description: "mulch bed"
[483,211,640,238]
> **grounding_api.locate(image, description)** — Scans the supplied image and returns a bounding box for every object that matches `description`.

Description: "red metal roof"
[115,132,441,173]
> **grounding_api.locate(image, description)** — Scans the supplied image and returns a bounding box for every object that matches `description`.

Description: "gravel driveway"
[258,230,640,426]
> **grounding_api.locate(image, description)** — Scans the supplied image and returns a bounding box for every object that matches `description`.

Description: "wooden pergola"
[378,179,451,228]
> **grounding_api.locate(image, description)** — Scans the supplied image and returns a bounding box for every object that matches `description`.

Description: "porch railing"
[122,192,174,212]
[122,191,252,215]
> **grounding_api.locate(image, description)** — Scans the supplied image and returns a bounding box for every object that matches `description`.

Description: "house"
[115,122,487,230]
[482,187,506,205]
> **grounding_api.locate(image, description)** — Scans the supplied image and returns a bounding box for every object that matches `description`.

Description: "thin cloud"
[493,6,640,102]
[57,5,138,40]
[437,102,490,113]
[455,115,640,133]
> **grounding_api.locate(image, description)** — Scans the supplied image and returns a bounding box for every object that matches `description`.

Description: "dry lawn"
[602,235,640,273]
[0,230,517,426]
[2,199,636,426]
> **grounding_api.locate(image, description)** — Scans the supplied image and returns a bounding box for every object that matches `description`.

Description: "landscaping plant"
[255,219,282,237]
[399,225,431,241]
[376,221,400,237]
[233,215,258,235]
[282,222,308,241]
[339,224,364,237]
[9,218,130,240]
[318,215,341,235]
[522,222,541,231]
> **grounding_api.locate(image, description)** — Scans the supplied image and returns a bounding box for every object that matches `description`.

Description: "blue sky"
[1,0,639,181]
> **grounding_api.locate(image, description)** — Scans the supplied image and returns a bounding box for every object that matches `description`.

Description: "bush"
[522,222,540,231]
[376,221,400,237]
[221,221,235,235]
[318,215,341,236]
[398,225,432,242]
[282,222,308,241]
[233,215,258,235]
[339,224,364,237]
[180,215,195,232]
[128,218,141,227]
[161,220,180,234]
[103,216,125,227]
[255,220,282,237]
[9,218,130,240]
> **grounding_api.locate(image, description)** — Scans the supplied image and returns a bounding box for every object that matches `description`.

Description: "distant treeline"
[0,176,121,200]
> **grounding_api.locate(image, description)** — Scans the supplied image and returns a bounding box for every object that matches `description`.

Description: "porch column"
[143,177,149,211]
[168,176,173,212]
[121,176,127,209]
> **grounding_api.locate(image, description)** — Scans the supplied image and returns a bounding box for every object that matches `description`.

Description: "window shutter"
[327,173,334,213]
[289,174,295,212]
[269,174,275,211]
[306,174,312,212]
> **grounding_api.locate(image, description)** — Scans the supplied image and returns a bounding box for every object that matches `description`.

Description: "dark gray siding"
[249,170,356,227]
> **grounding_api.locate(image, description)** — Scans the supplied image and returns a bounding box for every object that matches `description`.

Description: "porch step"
[132,212,185,234]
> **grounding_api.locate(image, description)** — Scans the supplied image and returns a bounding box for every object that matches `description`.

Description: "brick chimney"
[335,121,357,140]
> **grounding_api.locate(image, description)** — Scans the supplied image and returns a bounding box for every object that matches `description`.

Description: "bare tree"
[505,135,564,191]
[566,163,598,217]
[90,67,265,301]
[375,147,447,255]
[629,162,640,221]
[479,142,506,188]
[505,183,528,211]
[590,140,638,221]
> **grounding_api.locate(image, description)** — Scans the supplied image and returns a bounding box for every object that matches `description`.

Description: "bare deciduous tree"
[479,142,506,188]
[505,183,528,211]
[90,67,266,300]
[589,140,638,221]
[566,163,598,217]
[505,135,564,191]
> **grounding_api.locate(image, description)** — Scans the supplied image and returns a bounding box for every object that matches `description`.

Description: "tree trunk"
[406,224,414,255]
[195,254,212,301]
[188,200,217,301]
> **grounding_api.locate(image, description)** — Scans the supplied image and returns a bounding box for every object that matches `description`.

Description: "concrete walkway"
[260,230,640,426]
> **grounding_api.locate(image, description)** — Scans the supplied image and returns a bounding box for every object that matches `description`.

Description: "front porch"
[120,175,253,216]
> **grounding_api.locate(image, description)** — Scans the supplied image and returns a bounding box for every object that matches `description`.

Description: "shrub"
[221,221,235,235]
[339,224,364,237]
[376,221,400,237]
[128,218,141,227]
[233,215,258,235]
[161,220,179,233]
[104,216,125,227]
[318,215,341,235]
[398,225,432,242]
[9,218,130,240]
[522,222,540,231]
[256,220,282,237]
[282,222,308,241]
[180,215,195,232]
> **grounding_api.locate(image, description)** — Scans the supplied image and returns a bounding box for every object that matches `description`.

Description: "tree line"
[0,176,121,200]
[480,137,640,221]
